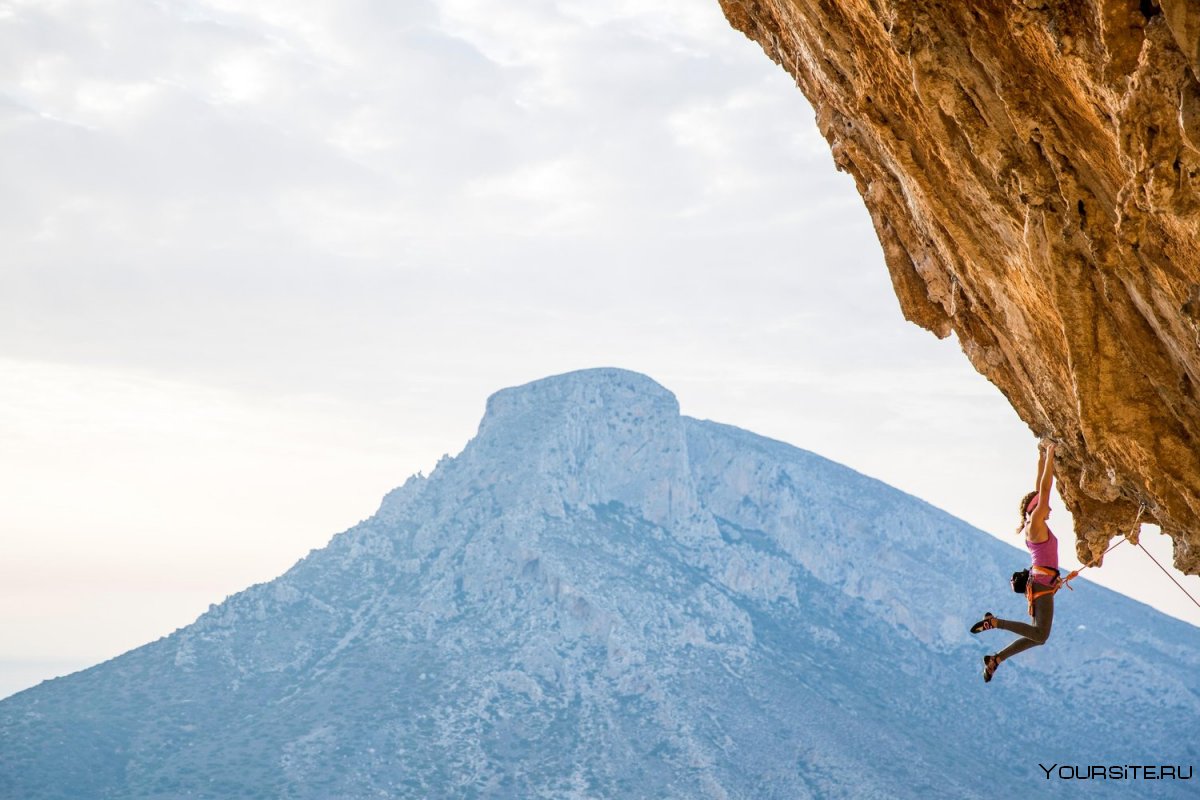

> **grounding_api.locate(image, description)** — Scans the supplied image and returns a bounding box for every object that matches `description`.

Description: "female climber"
[970,441,1060,683]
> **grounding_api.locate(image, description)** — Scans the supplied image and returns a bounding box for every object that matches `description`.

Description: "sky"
[2,0,1198,700]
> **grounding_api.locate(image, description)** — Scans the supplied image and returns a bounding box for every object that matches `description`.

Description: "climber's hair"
[1017,490,1038,533]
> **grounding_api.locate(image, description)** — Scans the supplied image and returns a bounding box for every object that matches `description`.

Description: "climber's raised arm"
[1030,443,1055,529]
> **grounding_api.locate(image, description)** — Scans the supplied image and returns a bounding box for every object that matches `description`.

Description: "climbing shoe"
[970,612,996,634]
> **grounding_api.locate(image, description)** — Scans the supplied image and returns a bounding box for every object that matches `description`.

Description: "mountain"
[2,368,1197,799]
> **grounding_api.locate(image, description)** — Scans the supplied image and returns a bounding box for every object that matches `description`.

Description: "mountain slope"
[2,369,1197,799]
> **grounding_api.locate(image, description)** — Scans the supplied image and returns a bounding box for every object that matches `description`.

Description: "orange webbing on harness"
[1025,566,1062,617]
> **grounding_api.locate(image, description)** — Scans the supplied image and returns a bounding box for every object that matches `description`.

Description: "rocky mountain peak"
[442,368,710,535]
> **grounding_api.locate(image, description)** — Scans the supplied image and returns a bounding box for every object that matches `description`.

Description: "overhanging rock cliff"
[720,0,1200,573]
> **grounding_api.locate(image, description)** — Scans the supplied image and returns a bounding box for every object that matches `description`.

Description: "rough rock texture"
[720,0,1200,573]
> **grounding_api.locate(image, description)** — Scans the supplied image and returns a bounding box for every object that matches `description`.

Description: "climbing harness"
[1024,565,1062,616]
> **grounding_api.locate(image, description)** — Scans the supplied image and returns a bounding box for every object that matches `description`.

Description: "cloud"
[2,0,862,401]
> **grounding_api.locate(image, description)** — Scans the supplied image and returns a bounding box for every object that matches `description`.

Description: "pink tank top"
[1026,529,1059,585]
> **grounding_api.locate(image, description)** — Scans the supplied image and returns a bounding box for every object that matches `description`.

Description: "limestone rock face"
[720,0,1200,573]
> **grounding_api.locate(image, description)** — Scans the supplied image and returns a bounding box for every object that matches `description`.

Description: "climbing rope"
[1133,540,1200,612]
[1055,503,1145,593]
[1056,502,1200,612]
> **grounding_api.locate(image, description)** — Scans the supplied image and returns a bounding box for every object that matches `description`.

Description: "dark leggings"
[993,588,1054,663]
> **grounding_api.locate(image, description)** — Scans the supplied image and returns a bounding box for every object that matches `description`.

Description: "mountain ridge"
[2,368,1197,799]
